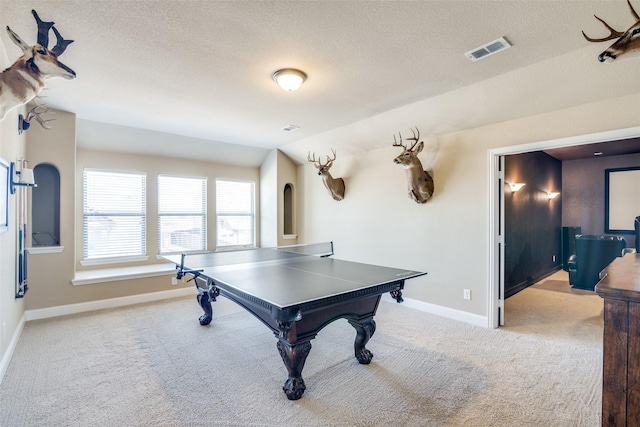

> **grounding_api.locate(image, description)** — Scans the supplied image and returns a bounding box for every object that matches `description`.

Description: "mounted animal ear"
[392,127,434,204]
[0,9,76,123]
[582,0,640,62]
[308,149,346,201]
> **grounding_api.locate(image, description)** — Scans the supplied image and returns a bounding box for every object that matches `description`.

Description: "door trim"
[487,126,640,328]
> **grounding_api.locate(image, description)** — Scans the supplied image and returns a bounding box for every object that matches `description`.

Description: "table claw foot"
[283,376,306,401]
[196,284,219,326]
[349,318,376,365]
[277,339,311,400]
[390,289,404,303]
[356,348,374,364]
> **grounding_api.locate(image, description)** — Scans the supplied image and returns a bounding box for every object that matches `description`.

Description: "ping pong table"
[165,242,426,400]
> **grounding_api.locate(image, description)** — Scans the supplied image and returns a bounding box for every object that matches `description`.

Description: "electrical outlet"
[552,255,556,262]
[171,277,178,286]
[463,289,471,300]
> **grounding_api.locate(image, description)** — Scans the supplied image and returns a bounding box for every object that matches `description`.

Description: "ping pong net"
[174,241,334,280]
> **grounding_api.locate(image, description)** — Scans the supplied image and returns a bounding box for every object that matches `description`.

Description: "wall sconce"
[272,68,307,91]
[547,192,560,200]
[508,182,525,192]
[10,161,37,194]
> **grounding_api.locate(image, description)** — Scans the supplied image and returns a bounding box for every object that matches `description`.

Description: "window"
[83,169,146,261]
[158,174,207,253]
[216,180,255,248]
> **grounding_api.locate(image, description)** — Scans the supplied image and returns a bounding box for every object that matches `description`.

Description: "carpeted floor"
[0,270,602,426]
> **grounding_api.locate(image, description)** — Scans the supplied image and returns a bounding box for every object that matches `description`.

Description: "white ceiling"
[2,1,640,166]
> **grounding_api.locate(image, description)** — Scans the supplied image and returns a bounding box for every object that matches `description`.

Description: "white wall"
[0,33,27,379]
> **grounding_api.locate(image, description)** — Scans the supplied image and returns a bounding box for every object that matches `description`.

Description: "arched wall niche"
[283,183,295,236]
[31,163,61,246]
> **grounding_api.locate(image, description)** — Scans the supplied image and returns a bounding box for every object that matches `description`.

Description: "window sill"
[72,263,176,286]
[27,246,65,254]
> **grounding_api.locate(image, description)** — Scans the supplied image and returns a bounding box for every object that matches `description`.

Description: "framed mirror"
[605,166,640,233]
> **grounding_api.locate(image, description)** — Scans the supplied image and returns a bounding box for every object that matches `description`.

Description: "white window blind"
[216,180,255,248]
[158,174,207,254]
[83,169,146,260]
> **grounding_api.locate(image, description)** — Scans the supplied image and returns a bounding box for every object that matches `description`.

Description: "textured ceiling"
[2,1,640,166]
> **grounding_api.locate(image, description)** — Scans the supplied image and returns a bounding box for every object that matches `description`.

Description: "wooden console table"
[595,253,640,426]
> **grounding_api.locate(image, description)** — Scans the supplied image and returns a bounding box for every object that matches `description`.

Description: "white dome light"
[272,69,307,92]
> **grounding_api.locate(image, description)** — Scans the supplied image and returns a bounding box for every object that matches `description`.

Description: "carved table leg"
[277,339,312,400]
[348,317,376,364]
[196,284,219,326]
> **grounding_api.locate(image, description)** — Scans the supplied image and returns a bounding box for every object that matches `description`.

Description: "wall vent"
[465,37,511,62]
[281,125,300,132]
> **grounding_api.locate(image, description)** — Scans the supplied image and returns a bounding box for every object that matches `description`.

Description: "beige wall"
[22,118,260,311]
[297,92,640,320]
[260,149,298,248]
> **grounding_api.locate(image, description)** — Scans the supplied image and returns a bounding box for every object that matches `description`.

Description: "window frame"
[215,179,256,250]
[81,168,147,265]
[157,173,208,254]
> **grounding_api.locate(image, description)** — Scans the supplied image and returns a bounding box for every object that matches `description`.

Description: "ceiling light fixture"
[272,68,307,92]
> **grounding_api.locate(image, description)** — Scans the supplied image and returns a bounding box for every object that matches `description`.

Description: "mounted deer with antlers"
[308,149,345,201]
[582,0,640,62]
[0,10,76,122]
[392,127,434,204]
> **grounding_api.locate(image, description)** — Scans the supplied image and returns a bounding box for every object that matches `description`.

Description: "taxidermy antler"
[308,149,346,201]
[0,10,76,122]
[392,127,434,204]
[19,104,54,134]
[582,0,640,62]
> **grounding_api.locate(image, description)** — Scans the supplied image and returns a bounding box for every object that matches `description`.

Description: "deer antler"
[31,9,74,55]
[31,9,54,47]
[582,0,639,42]
[25,104,54,129]
[50,26,74,56]
[308,151,318,164]
[406,127,421,151]
[393,127,421,151]
[392,132,407,149]
[325,149,337,167]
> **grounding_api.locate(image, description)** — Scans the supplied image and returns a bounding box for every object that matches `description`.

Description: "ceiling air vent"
[281,125,300,132]
[465,37,511,62]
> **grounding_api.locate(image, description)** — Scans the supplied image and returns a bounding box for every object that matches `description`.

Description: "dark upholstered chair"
[568,234,627,291]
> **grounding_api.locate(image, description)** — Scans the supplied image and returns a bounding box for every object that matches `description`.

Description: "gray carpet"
[0,271,602,426]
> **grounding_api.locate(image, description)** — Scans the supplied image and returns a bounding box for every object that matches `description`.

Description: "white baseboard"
[382,294,489,328]
[0,312,26,386]
[25,286,195,321]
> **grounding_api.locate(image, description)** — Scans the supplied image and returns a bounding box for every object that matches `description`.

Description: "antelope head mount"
[0,10,76,122]
[392,127,434,204]
[308,149,346,201]
[582,0,640,62]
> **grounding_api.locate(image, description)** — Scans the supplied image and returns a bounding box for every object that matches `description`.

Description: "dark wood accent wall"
[504,152,562,298]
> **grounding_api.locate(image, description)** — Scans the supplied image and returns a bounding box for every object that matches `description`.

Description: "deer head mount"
[392,127,434,204]
[582,0,640,62]
[0,10,76,122]
[308,149,346,201]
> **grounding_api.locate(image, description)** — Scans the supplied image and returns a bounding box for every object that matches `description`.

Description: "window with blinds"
[83,169,146,261]
[216,180,255,248]
[158,174,207,254]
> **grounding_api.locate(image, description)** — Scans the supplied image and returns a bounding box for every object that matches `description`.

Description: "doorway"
[488,126,640,328]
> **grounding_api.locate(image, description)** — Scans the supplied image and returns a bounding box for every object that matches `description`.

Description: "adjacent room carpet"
[0,270,602,426]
